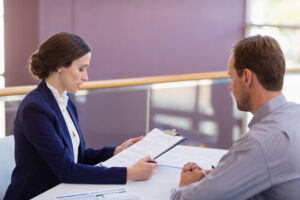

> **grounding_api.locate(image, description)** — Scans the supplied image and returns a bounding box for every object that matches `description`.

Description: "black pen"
[147,160,157,164]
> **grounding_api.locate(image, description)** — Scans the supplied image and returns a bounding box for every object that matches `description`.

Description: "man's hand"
[114,136,143,155]
[178,162,211,187]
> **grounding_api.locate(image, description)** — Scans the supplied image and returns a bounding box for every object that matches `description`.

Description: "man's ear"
[242,68,252,88]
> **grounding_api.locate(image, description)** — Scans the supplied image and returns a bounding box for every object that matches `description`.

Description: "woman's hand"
[127,156,159,181]
[114,136,143,155]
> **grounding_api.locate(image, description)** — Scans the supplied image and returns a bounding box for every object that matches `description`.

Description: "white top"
[46,82,80,163]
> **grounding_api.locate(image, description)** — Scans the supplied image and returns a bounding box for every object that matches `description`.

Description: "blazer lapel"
[38,81,75,159]
[67,104,85,157]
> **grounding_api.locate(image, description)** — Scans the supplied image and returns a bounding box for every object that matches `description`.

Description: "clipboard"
[99,128,187,168]
[153,129,186,159]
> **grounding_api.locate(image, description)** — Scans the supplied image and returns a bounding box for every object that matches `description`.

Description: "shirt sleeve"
[170,134,271,200]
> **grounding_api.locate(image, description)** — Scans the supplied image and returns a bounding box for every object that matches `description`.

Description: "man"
[170,35,300,200]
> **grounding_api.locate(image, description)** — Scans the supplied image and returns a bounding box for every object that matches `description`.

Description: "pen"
[147,160,157,164]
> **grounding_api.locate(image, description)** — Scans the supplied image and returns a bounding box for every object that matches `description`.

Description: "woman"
[4,32,158,200]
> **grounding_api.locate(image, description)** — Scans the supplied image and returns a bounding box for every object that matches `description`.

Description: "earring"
[58,68,62,73]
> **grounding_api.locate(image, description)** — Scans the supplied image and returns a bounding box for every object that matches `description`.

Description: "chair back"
[0,135,15,199]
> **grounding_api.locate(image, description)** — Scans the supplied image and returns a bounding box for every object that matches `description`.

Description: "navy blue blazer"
[4,81,126,200]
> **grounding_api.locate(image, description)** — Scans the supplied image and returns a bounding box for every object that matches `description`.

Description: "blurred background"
[0,0,299,149]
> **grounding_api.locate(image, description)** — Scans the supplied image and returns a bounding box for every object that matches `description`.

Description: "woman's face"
[59,52,91,93]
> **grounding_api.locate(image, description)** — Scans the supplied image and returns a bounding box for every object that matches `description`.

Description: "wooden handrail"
[0,69,299,97]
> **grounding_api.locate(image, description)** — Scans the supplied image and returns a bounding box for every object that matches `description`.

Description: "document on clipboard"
[99,128,186,168]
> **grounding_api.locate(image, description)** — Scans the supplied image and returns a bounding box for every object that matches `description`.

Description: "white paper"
[54,187,142,200]
[156,146,228,169]
[100,128,185,167]
[156,153,214,169]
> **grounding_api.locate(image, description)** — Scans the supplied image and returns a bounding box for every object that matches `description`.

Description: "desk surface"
[33,145,228,200]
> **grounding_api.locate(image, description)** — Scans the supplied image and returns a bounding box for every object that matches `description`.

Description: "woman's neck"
[45,75,64,96]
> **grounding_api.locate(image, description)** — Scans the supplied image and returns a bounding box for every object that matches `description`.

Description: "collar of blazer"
[36,80,80,160]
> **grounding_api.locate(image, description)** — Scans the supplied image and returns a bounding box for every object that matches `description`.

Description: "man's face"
[227,54,251,112]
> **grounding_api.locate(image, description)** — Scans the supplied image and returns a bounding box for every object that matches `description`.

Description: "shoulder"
[17,87,54,119]
[241,102,300,161]
[229,132,261,154]
[19,80,57,110]
[250,101,300,141]
[19,88,45,109]
[269,102,300,125]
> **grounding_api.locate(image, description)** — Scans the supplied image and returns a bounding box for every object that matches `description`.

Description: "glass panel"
[246,26,300,68]
[1,72,299,148]
[247,0,300,26]
[71,85,150,148]
[149,79,246,149]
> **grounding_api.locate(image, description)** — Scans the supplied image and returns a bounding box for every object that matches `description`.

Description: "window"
[0,0,4,138]
[0,0,4,76]
[246,0,300,69]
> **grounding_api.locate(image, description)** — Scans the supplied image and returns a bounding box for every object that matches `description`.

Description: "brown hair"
[233,35,285,91]
[29,32,91,79]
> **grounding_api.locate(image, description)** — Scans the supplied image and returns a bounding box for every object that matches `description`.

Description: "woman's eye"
[79,68,84,72]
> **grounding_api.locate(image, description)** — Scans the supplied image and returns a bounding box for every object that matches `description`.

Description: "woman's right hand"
[127,155,159,181]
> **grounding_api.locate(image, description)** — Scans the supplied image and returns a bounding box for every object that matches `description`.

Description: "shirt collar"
[248,94,287,128]
[46,82,69,109]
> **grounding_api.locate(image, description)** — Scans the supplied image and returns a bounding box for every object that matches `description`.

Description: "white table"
[33,145,228,200]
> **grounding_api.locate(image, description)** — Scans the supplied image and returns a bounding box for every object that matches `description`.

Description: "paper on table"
[156,146,228,169]
[100,128,185,168]
[156,153,213,169]
[54,187,142,200]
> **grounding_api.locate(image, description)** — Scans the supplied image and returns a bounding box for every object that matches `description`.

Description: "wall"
[4,0,39,86]
[5,0,245,86]
[4,0,246,148]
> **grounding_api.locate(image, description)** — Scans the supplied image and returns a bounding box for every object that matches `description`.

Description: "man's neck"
[251,91,282,114]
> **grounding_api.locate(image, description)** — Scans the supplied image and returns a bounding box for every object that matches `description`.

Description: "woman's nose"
[82,71,88,81]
